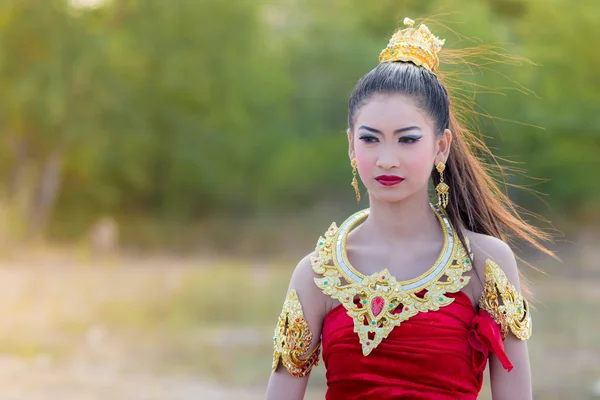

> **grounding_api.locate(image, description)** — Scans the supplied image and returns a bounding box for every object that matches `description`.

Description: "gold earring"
[351,158,360,204]
[435,161,449,208]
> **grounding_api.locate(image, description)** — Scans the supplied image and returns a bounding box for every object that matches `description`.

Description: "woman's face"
[348,93,451,204]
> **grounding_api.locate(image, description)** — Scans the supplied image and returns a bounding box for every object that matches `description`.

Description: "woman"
[266,17,553,400]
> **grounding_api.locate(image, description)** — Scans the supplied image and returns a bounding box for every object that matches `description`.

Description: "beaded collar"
[311,203,473,355]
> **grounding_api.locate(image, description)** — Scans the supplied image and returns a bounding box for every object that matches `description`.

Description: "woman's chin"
[367,190,410,204]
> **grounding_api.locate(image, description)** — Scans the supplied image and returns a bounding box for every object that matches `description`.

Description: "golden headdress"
[379,18,446,73]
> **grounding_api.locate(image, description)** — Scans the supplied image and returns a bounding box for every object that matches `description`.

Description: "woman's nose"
[376,147,400,170]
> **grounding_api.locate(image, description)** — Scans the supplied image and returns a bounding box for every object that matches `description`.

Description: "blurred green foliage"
[0,0,597,243]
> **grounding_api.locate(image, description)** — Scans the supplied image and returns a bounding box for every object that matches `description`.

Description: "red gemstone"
[371,296,385,317]
[366,342,371,346]
[295,318,299,322]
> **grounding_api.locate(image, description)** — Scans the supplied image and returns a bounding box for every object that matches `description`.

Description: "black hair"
[348,62,450,135]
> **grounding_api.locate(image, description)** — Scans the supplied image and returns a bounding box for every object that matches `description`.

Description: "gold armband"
[272,289,320,377]
[479,259,532,340]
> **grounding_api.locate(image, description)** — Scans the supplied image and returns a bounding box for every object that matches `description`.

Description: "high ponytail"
[434,100,556,266]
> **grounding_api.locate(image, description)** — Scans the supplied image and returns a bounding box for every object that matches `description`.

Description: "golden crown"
[379,18,446,73]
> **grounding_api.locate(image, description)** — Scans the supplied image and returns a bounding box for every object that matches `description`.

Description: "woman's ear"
[436,129,452,163]
[347,128,355,160]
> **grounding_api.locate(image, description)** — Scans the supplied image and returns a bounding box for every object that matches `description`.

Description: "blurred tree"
[0,0,596,245]
[0,0,110,238]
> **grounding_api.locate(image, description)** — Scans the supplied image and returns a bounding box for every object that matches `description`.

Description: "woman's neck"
[360,191,441,245]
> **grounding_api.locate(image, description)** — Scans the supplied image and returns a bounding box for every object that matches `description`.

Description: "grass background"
[0,245,598,399]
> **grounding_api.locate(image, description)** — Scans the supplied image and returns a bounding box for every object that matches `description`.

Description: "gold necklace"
[311,203,473,356]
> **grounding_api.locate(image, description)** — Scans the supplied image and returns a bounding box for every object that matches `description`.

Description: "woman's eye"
[399,136,420,143]
[359,135,378,143]
[358,135,421,144]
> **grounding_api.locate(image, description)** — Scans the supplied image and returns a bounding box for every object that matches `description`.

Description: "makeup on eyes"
[358,134,422,143]
[399,135,422,142]
[357,125,423,142]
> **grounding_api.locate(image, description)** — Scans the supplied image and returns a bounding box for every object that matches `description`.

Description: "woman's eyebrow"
[358,125,421,134]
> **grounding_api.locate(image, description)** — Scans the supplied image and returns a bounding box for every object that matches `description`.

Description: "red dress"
[321,290,512,399]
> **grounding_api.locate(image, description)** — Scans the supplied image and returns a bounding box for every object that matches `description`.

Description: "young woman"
[266,17,553,400]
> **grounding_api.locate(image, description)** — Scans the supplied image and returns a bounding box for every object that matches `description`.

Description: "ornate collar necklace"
[311,203,473,355]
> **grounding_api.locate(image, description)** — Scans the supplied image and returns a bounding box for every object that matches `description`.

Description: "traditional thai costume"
[271,18,532,400]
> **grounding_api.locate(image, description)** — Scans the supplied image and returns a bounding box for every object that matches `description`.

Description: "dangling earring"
[351,158,361,204]
[435,161,449,208]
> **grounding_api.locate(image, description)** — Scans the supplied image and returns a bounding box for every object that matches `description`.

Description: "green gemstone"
[439,297,444,302]
[389,303,394,307]
[466,259,470,263]
[363,300,367,304]
[300,343,303,347]
[518,307,522,311]
[372,321,376,325]
[324,281,328,285]
[274,338,277,342]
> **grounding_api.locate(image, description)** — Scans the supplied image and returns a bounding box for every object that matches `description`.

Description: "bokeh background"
[0,0,598,399]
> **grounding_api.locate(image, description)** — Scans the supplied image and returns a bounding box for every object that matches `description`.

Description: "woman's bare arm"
[266,253,329,400]
[471,235,533,400]
[490,334,532,399]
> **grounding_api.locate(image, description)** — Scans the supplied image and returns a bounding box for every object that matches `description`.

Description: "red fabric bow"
[468,309,513,373]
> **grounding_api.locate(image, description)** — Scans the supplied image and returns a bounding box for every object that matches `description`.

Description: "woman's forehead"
[355,93,433,130]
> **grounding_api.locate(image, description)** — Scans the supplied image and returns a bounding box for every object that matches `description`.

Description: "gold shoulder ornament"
[272,289,320,377]
[311,204,473,356]
[479,259,532,340]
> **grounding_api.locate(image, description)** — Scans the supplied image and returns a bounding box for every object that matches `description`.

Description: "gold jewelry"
[479,259,532,340]
[435,161,449,209]
[351,158,361,204]
[272,289,320,377]
[379,17,446,74]
[311,204,472,356]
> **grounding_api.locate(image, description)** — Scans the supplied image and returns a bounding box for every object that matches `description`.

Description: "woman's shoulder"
[286,251,332,316]
[461,230,532,341]
[461,229,520,286]
[290,252,320,289]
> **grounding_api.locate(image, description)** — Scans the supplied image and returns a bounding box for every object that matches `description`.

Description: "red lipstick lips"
[375,175,404,186]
